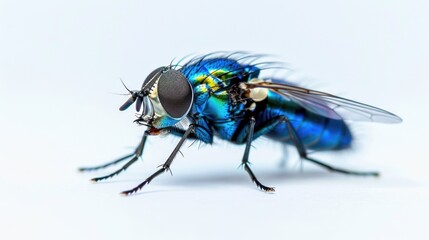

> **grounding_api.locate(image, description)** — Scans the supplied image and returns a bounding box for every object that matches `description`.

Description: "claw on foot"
[263,187,275,192]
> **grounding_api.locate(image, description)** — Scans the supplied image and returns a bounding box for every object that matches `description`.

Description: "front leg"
[121,125,195,196]
[79,129,149,182]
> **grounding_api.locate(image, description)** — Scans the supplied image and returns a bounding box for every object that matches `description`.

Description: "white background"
[1,0,428,239]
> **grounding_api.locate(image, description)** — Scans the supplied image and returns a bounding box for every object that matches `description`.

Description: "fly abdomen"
[304,116,352,150]
[261,91,352,151]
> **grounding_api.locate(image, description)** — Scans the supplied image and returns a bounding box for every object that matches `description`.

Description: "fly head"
[120,66,193,128]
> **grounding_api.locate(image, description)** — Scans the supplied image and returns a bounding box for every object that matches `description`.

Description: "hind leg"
[254,115,378,176]
[279,116,379,176]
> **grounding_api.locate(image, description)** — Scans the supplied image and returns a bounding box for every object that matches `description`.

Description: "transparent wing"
[243,81,402,123]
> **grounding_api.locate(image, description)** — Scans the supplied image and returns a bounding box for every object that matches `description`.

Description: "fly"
[79,52,402,195]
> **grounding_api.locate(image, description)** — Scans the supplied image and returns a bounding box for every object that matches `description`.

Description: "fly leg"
[78,154,134,172]
[121,125,195,195]
[241,117,275,192]
[79,130,149,182]
[280,116,379,177]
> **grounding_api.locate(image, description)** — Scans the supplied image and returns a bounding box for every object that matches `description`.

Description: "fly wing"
[244,81,402,123]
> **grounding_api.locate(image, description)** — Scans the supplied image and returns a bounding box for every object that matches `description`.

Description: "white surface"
[1,1,428,239]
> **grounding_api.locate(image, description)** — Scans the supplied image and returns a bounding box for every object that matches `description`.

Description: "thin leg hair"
[79,130,149,182]
[121,125,195,196]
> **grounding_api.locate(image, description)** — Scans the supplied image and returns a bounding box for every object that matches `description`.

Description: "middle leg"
[241,116,275,192]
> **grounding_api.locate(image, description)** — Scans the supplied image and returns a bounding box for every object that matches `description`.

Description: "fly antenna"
[120,78,133,94]
[108,92,131,96]
[169,57,176,69]
[118,78,140,111]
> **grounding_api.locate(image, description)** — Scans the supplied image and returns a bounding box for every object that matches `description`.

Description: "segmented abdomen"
[257,91,352,150]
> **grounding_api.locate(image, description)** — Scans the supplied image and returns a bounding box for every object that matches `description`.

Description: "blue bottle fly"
[79,52,402,195]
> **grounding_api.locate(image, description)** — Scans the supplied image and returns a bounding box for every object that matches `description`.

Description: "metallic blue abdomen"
[257,91,352,150]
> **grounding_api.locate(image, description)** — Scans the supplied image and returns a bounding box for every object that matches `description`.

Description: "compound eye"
[157,70,193,119]
[141,67,164,92]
